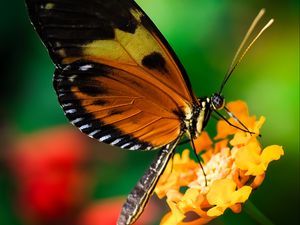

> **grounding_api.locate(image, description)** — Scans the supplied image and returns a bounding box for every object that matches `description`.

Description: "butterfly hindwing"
[55,60,183,149]
[26,0,197,150]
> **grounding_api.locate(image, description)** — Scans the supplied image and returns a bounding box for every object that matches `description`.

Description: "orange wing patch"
[57,61,183,149]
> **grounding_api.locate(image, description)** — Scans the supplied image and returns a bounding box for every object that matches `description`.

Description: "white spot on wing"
[130,144,141,150]
[62,103,72,108]
[65,109,76,114]
[111,138,122,145]
[79,124,91,130]
[68,75,77,82]
[64,65,71,70]
[89,130,100,137]
[121,143,131,148]
[99,135,111,142]
[58,89,65,93]
[71,117,83,124]
[80,65,93,71]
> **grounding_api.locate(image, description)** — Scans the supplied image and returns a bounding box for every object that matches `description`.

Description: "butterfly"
[25,0,273,224]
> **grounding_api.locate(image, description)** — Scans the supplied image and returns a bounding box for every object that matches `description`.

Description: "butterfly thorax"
[187,93,225,139]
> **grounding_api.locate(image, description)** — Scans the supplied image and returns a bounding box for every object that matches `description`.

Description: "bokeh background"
[0,0,298,225]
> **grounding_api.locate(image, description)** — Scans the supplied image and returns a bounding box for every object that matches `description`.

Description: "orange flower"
[155,100,284,225]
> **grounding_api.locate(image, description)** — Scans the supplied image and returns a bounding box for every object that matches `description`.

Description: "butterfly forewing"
[26,0,197,150]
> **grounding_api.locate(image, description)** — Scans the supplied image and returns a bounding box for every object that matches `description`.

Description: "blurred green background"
[0,0,298,225]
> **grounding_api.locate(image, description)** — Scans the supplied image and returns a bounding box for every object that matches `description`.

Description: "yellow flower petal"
[261,145,284,165]
[253,116,266,134]
[161,199,186,225]
[235,141,284,176]
[166,190,184,202]
[230,131,251,146]
[235,141,261,169]
[178,218,213,225]
[230,117,265,146]
[178,188,202,210]
[160,211,184,225]
[206,179,252,216]
[160,212,172,225]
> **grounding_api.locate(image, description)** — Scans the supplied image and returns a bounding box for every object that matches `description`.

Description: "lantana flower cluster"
[155,100,284,225]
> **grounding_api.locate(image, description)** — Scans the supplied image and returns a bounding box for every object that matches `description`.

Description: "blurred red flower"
[6,126,160,225]
[78,197,159,225]
[7,126,93,225]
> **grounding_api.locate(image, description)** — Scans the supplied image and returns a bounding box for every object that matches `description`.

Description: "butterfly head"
[210,93,225,111]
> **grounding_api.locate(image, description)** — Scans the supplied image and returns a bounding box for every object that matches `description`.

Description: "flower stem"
[244,200,275,225]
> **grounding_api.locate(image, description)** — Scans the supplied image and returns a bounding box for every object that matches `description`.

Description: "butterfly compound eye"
[211,93,225,110]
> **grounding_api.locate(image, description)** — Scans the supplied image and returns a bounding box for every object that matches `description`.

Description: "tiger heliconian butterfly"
[25,0,273,224]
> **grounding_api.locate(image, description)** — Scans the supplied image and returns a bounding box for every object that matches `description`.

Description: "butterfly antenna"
[191,138,207,186]
[219,9,274,94]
